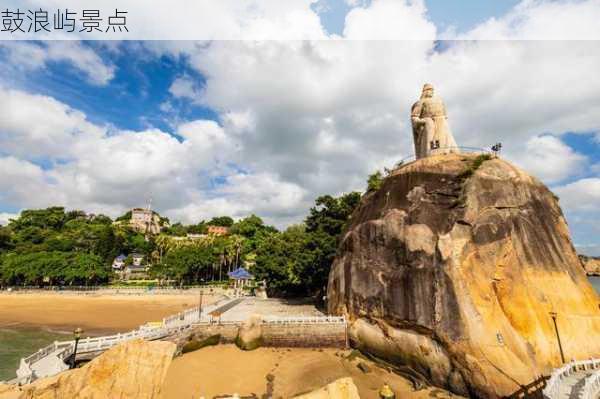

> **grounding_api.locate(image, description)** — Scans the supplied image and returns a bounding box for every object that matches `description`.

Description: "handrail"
[395,146,494,166]
[543,359,600,399]
[261,315,346,324]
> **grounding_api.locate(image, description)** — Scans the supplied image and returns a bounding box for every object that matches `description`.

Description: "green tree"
[158,246,216,285]
[254,225,314,297]
[0,227,13,253]
[208,216,234,227]
[115,211,132,222]
[10,207,67,231]
[0,251,108,286]
[91,214,113,225]
[187,222,207,234]
[367,170,383,192]
[303,192,361,296]
[163,222,187,237]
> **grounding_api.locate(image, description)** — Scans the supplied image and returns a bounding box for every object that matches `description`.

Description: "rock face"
[580,255,600,276]
[293,377,360,399]
[0,339,175,399]
[236,314,263,350]
[327,153,600,398]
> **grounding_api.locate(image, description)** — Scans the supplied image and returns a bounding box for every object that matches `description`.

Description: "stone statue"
[411,83,459,159]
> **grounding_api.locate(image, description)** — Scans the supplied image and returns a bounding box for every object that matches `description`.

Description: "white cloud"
[166,172,308,227]
[0,212,19,226]
[554,178,600,211]
[506,135,587,184]
[456,0,600,40]
[343,0,436,39]
[170,39,600,204]
[0,42,115,85]
[0,87,289,225]
[0,88,105,159]
[2,0,600,230]
[169,75,203,101]
[4,39,600,228]
[0,156,66,208]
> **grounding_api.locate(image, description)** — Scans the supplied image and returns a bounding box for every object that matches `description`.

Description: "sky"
[0,0,600,255]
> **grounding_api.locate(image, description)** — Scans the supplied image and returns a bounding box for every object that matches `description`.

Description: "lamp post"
[71,327,83,369]
[198,279,204,321]
[550,311,566,364]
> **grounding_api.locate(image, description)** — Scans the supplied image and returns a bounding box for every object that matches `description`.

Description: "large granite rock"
[580,255,600,276]
[235,314,263,350]
[327,153,600,398]
[0,339,175,399]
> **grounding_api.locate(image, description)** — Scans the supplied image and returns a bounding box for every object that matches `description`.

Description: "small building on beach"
[112,254,126,270]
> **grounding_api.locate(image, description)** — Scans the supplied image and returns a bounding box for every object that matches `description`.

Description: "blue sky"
[314,0,521,35]
[0,0,599,255]
[0,43,217,132]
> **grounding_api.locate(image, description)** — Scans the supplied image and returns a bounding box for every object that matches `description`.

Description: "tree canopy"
[1,189,362,296]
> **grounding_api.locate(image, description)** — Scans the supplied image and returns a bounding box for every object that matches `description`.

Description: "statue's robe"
[411,97,459,159]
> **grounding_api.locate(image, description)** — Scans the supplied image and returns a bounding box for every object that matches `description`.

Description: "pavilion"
[227,267,254,292]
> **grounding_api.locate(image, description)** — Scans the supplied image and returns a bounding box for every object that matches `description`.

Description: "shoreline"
[0,292,219,336]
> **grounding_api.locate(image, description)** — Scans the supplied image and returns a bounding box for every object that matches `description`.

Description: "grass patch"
[457,153,492,180]
[345,349,366,362]
[235,335,263,351]
[181,334,221,354]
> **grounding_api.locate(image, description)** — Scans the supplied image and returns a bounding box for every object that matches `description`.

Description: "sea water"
[588,276,600,294]
[0,328,70,381]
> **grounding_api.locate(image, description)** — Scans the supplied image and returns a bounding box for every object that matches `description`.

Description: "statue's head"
[421,83,434,98]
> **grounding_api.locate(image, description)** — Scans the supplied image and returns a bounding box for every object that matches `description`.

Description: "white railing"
[543,359,600,399]
[261,315,346,325]
[161,295,231,327]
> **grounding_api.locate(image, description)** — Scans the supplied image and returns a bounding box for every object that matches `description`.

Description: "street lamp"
[71,327,83,369]
[550,311,566,364]
[198,279,204,321]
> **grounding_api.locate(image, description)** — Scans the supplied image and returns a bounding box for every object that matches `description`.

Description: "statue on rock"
[411,83,459,159]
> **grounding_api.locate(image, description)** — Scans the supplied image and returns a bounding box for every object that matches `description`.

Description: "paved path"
[218,298,323,322]
[557,370,588,399]
[30,349,69,379]
[207,297,245,318]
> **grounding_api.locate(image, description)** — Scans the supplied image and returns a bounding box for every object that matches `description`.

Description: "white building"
[112,254,126,270]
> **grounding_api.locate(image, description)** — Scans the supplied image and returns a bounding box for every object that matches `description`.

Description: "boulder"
[235,314,263,350]
[293,377,360,399]
[0,339,175,399]
[580,255,600,276]
[328,153,600,398]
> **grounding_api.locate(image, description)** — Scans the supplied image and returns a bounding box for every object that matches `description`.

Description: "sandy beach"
[0,292,218,335]
[161,345,459,399]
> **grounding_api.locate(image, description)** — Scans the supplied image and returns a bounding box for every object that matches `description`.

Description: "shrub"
[181,334,221,354]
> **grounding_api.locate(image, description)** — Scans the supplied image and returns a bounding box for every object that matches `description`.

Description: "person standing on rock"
[411,83,459,159]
